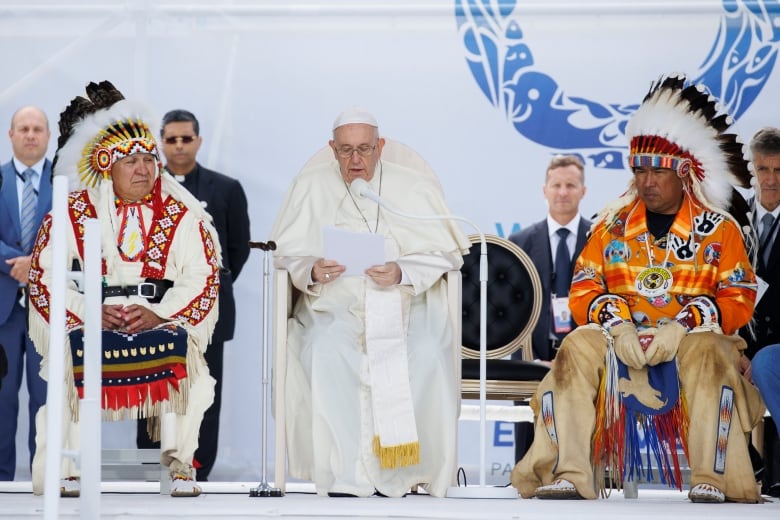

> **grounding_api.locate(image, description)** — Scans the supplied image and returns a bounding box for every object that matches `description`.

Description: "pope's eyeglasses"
[335,144,377,158]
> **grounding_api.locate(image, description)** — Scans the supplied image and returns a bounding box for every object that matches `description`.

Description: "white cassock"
[271,159,470,497]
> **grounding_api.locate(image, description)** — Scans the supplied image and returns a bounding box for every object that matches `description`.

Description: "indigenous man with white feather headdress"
[511,75,765,503]
[27,81,221,497]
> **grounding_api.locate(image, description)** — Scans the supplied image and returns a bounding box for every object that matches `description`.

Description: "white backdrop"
[2,0,779,484]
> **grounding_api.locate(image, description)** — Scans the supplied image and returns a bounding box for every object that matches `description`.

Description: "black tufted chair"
[460,234,549,401]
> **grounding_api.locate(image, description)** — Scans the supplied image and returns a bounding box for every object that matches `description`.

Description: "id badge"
[552,296,572,334]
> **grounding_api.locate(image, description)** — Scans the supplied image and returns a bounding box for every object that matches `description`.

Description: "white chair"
[271,140,462,493]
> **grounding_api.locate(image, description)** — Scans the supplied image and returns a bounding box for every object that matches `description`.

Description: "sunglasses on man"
[163,135,198,145]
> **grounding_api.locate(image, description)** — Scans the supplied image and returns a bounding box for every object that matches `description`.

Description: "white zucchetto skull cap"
[332,107,378,130]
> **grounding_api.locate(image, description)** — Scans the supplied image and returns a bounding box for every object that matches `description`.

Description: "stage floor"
[0,481,778,519]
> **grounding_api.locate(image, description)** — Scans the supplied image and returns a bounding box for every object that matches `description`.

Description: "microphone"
[348,178,381,204]
[349,177,437,221]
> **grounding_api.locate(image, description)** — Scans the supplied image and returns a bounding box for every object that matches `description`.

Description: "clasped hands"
[609,321,687,369]
[102,304,165,334]
[6,255,32,284]
[312,258,401,287]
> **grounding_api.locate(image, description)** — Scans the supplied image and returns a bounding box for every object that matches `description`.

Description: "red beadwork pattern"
[30,190,216,330]
[141,196,187,279]
[28,214,83,330]
[68,190,99,261]
[170,221,220,326]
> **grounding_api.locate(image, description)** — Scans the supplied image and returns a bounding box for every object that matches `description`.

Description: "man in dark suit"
[137,109,251,481]
[508,155,589,463]
[741,127,780,496]
[0,106,52,480]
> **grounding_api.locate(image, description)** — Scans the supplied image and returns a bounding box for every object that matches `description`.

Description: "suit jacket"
[172,163,251,343]
[508,216,590,361]
[0,159,53,325]
[741,197,780,358]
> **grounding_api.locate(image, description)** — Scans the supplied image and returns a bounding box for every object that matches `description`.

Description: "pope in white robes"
[270,109,470,497]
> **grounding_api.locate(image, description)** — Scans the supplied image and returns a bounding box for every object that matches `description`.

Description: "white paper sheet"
[322,225,385,276]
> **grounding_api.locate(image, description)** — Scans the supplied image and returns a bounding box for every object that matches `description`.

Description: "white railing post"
[80,218,102,518]
[43,176,68,519]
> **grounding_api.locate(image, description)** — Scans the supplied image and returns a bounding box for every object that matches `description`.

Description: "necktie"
[760,213,775,266]
[20,168,38,253]
[554,228,571,297]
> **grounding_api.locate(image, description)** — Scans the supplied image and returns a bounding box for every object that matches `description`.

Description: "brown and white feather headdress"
[596,74,756,258]
[53,81,162,190]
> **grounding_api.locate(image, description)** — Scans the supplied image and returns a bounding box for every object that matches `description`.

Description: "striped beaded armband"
[675,296,720,331]
[587,294,632,330]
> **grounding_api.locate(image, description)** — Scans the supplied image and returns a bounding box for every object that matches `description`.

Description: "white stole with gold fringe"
[364,285,420,469]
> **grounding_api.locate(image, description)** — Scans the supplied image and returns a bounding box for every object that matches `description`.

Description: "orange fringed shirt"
[570,198,756,334]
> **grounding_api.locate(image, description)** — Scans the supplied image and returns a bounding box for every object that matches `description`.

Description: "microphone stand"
[352,181,515,498]
[248,240,283,497]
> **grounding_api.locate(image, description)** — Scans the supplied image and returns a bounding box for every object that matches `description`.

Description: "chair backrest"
[460,234,542,361]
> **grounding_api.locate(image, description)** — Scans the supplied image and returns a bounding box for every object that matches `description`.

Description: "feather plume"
[85,80,125,109]
[53,81,127,175]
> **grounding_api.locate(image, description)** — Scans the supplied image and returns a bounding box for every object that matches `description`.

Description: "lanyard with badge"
[551,295,572,334]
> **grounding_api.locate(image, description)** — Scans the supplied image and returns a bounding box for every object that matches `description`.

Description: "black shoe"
[767,482,780,498]
[328,492,358,498]
[373,489,408,497]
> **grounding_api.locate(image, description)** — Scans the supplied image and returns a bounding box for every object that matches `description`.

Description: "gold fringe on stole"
[372,435,420,469]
